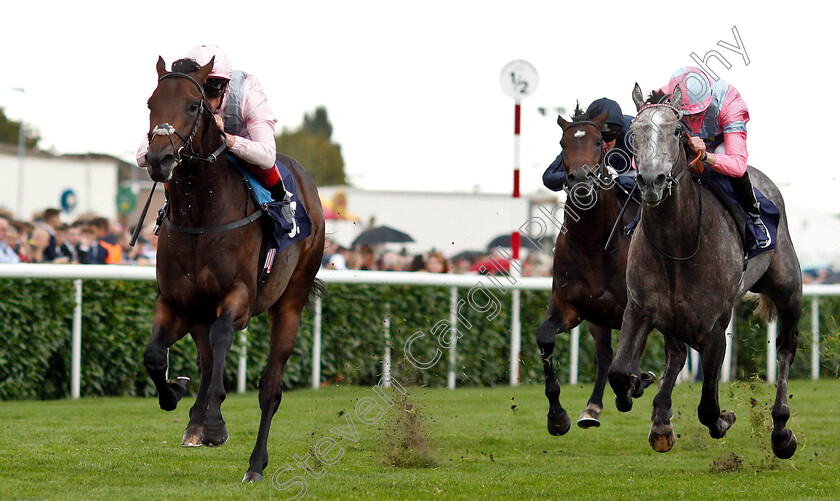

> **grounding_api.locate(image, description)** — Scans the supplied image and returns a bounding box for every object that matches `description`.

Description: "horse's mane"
[647,89,669,105]
[172,58,201,74]
[571,101,588,122]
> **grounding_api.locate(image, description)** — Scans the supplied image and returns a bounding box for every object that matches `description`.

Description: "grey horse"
[607,84,802,459]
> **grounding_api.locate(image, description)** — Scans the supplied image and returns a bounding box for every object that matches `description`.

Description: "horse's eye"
[188,102,200,113]
[674,128,681,137]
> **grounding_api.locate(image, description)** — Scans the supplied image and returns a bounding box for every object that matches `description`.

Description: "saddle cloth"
[228,154,312,252]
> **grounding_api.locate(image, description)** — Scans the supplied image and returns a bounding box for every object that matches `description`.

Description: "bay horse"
[608,84,802,458]
[536,107,654,435]
[143,56,325,482]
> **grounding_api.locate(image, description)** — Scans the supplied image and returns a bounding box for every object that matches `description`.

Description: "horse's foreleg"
[770,297,801,459]
[144,298,191,411]
[536,291,578,436]
[697,327,735,440]
[578,323,613,429]
[202,290,249,446]
[648,335,687,452]
[608,303,651,413]
[244,302,302,483]
[182,324,212,447]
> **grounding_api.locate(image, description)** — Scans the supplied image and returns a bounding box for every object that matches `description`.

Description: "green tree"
[0,108,39,149]
[276,107,346,186]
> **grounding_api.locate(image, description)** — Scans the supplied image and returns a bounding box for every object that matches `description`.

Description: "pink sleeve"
[711,131,748,177]
[227,75,278,170]
[710,86,749,177]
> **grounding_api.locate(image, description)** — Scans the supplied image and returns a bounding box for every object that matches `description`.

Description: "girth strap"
[163,207,265,235]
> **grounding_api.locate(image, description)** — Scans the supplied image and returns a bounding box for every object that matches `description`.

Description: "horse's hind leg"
[182,325,212,447]
[769,293,801,459]
[578,323,612,428]
[536,291,578,436]
[697,326,736,440]
[244,299,305,483]
[649,335,687,452]
[144,298,191,411]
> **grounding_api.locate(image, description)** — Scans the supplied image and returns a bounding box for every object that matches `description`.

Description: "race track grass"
[1,380,838,500]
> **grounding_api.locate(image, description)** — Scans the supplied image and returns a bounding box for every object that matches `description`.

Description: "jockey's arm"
[707,131,748,177]
[227,76,278,170]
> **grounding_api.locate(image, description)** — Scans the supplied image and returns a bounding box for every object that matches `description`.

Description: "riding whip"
[129,182,158,247]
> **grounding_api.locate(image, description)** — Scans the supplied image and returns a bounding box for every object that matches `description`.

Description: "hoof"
[201,423,229,447]
[648,428,675,452]
[547,410,572,436]
[615,394,633,413]
[640,371,657,389]
[242,471,264,483]
[577,407,602,429]
[709,411,737,439]
[772,429,798,459]
[181,425,204,447]
[159,377,190,411]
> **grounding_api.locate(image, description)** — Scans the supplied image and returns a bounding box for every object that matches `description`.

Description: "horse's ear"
[557,115,570,130]
[632,83,646,112]
[156,56,167,78]
[671,84,683,110]
[195,56,215,82]
[591,111,610,130]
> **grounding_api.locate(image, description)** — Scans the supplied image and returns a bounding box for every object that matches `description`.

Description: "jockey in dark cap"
[543,97,636,193]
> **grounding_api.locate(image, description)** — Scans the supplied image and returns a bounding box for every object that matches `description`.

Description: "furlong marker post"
[500,60,538,386]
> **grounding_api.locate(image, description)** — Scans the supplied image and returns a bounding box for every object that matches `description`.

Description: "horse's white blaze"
[574,130,586,138]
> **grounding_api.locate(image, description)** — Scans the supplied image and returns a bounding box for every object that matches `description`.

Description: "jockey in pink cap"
[660,66,770,248]
[137,45,294,225]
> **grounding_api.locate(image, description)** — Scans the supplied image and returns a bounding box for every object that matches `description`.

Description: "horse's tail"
[753,293,777,323]
[306,278,327,311]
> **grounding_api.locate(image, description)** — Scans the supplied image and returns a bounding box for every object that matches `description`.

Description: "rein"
[640,164,705,262]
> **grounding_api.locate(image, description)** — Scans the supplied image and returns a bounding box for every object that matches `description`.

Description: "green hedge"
[0,278,838,400]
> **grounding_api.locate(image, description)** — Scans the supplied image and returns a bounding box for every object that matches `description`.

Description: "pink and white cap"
[664,66,713,115]
[184,45,232,80]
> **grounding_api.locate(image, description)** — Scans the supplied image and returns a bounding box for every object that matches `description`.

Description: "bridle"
[561,121,611,195]
[633,102,704,261]
[633,103,703,196]
[149,72,227,165]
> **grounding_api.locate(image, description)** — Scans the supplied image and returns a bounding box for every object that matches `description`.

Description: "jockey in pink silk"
[660,66,770,248]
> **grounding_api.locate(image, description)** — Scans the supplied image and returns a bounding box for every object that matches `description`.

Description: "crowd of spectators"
[3,210,838,283]
[320,238,553,277]
[0,208,156,265]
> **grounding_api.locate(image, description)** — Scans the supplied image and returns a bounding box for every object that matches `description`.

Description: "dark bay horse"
[143,57,325,481]
[608,84,802,458]
[536,107,653,435]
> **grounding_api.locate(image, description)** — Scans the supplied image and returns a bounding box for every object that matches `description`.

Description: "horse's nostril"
[656,174,666,185]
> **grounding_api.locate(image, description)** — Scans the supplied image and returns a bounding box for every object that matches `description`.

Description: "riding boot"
[267,178,295,228]
[731,171,771,249]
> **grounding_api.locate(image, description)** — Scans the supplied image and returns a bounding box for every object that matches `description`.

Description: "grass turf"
[0,380,838,500]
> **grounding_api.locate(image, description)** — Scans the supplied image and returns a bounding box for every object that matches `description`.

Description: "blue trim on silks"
[696,169,780,259]
[227,154,312,252]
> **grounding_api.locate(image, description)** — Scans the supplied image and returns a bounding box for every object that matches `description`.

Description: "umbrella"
[450,249,485,263]
[351,225,414,247]
[486,233,543,252]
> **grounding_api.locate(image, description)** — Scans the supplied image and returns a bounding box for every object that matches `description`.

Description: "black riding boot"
[268,178,295,227]
[731,171,771,249]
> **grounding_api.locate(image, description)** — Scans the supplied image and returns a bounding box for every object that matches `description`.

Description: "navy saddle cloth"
[696,169,779,259]
[227,154,312,252]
